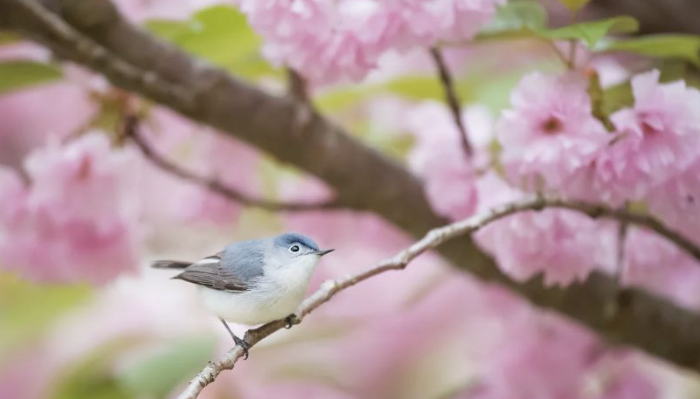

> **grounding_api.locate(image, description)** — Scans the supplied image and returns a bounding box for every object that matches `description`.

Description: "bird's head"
[272,232,334,259]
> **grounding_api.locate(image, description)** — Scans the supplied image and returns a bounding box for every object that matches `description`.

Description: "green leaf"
[478,13,639,49]
[315,86,372,113]
[0,61,63,94]
[54,339,137,399]
[383,76,446,101]
[587,72,614,131]
[537,16,639,48]
[558,0,591,13]
[478,1,548,40]
[144,5,280,79]
[598,34,700,67]
[118,336,217,398]
[600,80,633,120]
[143,20,190,42]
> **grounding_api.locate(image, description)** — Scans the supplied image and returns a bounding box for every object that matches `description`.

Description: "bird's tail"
[151,260,191,269]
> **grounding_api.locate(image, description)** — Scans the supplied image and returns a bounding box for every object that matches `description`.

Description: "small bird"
[152,232,333,358]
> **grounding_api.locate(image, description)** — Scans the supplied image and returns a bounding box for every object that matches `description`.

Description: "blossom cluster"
[408,68,700,305]
[233,0,504,83]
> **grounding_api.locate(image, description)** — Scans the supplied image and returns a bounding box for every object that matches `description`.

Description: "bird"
[152,232,333,358]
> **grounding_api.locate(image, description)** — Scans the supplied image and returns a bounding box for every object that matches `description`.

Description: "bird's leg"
[219,318,251,360]
[284,314,298,329]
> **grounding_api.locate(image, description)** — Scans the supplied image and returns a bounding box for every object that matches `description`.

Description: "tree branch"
[429,47,472,157]
[122,115,342,212]
[177,196,700,399]
[587,0,700,36]
[286,67,310,103]
[5,0,700,376]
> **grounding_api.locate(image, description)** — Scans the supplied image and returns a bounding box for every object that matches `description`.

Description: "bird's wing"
[173,252,251,292]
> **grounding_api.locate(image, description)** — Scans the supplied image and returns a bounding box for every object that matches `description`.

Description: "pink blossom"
[622,228,700,309]
[595,364,658,399]
[0,133,142,284]
[475,207,616,286]
[593,70,700,203]
[236,0,504,84]
[473,171,525,212]
[647,159,700,244]
[496,72,609,193]
[407,101,485,220]
[474,175,617,287]
[0,82,97,169]
[474,316,600,399]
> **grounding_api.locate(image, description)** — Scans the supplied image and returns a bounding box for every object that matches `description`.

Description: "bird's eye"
[290,245,300,253]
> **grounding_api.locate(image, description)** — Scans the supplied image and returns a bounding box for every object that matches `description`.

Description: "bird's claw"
[233,336,251,360]
[284,314,298,329]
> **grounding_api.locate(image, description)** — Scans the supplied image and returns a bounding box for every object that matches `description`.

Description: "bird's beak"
[315,249,334,256]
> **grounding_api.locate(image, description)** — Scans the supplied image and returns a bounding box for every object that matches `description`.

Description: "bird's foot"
[233,335,251,360]
[219,318,251,359]
[284,314,298,329]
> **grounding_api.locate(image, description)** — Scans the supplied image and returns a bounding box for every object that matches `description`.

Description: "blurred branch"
[284,67,315,138]
[0,0,193,106]
[123,115,342,212]
[286,67,309,103]
[429,47,473,157]
[178,196,700,399]
[5,0,700,380]
[587,0,700,36]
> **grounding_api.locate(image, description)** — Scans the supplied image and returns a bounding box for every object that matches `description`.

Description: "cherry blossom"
[407,101,483,220]
[234,0,504,83]
[496,72,609,194]
[476,207,617,285]
[0,134,142,284]
[647,159,700,244]
[593,70,700,204]
[622,228,700,309]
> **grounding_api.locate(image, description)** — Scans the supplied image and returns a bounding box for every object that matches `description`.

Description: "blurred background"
[3,0,700,398]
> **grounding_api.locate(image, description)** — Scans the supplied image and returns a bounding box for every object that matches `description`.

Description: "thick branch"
[123,115,341,212]
[286,68,310,103]
[178,197,700,399]
[588,0,700,36]
[429,47,472,157]
[4,0,700,376]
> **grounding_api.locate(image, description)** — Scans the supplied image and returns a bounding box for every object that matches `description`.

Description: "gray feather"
[173,242,266,292]
[221,240,266,281]
[152,260,191,269]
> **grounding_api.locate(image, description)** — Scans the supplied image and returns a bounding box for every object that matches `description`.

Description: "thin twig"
[122,115,341,212]
[544,40,570,68]
[567,39,578,69]
[177,196,700,399]
[429,47,472,158]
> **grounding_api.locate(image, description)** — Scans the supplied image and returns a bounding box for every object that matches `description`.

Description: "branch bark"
[4,0,700,377]
[588,0,700,36]
[177,196,700,399]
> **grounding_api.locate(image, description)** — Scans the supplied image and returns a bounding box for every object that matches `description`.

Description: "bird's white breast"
[198,255,320,325]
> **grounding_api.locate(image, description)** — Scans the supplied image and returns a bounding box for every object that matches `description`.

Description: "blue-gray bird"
[152,233,333,357]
